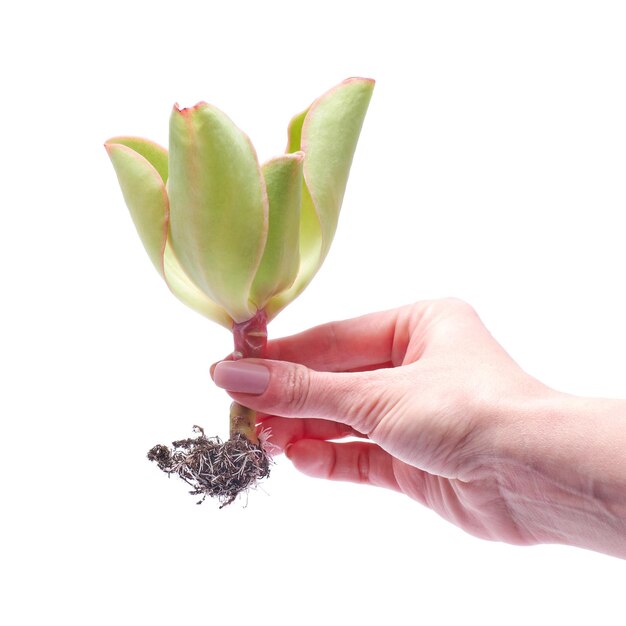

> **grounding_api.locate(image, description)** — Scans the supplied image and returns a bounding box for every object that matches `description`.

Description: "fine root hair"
[147,426,271,507]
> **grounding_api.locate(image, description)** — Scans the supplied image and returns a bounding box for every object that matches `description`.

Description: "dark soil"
[147,426,271,507]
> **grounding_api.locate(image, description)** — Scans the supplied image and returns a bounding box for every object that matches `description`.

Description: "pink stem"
[229,310,268,442]
[232,309,268,360]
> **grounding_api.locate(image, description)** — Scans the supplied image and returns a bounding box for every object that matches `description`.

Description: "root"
[147,426,271,507]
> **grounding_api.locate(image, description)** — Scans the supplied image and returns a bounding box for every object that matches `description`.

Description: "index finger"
[265,306,404,372]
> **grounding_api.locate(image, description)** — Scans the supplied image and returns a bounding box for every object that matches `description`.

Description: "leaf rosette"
[106,77,374,328]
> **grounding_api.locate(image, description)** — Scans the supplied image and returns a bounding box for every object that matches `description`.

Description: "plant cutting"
[105,77,374,505]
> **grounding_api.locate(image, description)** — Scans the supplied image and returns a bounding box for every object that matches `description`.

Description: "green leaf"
[303,77,375,261]
[286,108,308,154]
[267,77,374,318]
[105,141,169,276]
[249,152,304,308]
[168,103,268,323]
[105,140,232,327]
[106,136,168,183]
[163,240,233,328]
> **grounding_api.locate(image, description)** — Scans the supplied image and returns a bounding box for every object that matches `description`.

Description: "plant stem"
[229,309,268,443]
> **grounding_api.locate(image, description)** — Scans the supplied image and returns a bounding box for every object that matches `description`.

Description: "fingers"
[258,416,365,453]
[285,440,401,492]
[264,307,403,371]
[213,358,399,433]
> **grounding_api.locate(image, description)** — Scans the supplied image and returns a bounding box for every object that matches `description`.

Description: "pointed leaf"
[106,140,231,327]
[265,185,320,320]
[302,77,374,261]
[105,142,169,276]
[285,105,325,302]
[249,152,304,308]
[286,108,308,154]
[267,77,374,319]
[106,136,168,183]
[168,103,268,323]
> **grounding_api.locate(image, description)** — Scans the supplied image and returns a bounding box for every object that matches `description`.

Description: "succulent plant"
[105,77,374,504]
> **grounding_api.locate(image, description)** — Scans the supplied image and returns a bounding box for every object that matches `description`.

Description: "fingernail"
[213,361,270,395]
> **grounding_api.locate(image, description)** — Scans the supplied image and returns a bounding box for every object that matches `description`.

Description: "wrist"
[492,388,626,557]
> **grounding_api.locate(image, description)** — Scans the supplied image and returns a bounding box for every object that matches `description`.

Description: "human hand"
[212,299,542,543]
[212,299,626,556]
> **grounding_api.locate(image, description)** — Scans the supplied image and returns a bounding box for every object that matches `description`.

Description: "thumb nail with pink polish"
[213,361,270,395]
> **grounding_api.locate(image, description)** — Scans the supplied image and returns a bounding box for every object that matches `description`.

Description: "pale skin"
[212,299,626,559]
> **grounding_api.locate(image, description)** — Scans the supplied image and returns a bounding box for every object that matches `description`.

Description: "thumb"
[212,358,392,432]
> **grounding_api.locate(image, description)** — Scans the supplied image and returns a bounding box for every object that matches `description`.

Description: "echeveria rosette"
[105,77,374,329]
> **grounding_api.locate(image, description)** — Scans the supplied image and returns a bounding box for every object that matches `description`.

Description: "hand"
[213,299,544,543]
[213,299,626,557]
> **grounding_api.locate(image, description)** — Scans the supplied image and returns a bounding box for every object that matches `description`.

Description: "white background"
[1,0,625,624]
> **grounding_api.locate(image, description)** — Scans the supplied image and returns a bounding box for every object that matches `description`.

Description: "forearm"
[495,391,626,558]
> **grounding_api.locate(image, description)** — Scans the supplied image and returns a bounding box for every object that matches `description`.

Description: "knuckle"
[441,297,476,316]
[356,447,370,483]
[283,364,312,414]
[349,374,397,433]
[325,443,338,479]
